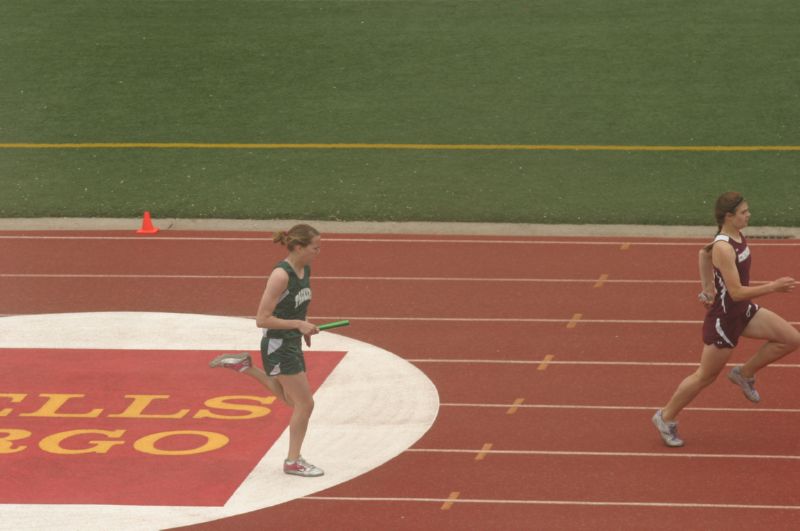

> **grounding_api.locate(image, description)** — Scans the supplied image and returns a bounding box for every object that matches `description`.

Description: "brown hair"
[703,191,746,252]
[713,191,745,231]
[272,224,320,251]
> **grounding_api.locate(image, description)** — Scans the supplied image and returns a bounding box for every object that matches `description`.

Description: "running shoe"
[727,366,760,403]
[209,352,252,373]
[284,457,324,477]
[651,409,684,447]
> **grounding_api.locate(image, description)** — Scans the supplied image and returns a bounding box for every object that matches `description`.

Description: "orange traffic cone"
[136,211,159,234]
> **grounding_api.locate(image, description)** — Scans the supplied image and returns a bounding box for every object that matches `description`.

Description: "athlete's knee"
[785,329,800,352]
[772,327,800,353]
[693,368,721,388]
[290,395,314,414]
[302,397,315,413]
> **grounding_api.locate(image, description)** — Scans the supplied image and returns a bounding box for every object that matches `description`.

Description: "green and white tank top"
[263,261,312,339]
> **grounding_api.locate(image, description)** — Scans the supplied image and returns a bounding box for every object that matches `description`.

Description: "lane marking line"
[306,316,781,327]
[408,359,800,368]
[0,273,712,284]
[475,443,493,461]
[407,448,800,461]
[594,274,609,288]
[13,315,800,327]
[566,313,583,328]
[10,315,793,326]
[507,398,525,414]
[304,495,800,510]
[0,314,698,324]
[2,234,798,247]
[440,403,800,413]
[537,355,555,371]
[441,491,460,510]
[312,317,707,325]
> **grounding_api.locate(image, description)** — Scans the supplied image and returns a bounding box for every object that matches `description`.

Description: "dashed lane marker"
[507,398,525,414]
[566,313,583,328]
[537,355,555,371]
[475,443,493,461]
[441,491,461,510]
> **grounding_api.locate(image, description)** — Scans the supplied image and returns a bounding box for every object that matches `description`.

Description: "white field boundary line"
[302,495,800,511]
[407,359,800,368]
[3,314,799,326]
[439,403,800,413]
[405,448,800,461]
[5,315,793,326]
[0,273,746,285]
[311,316,800,326]
[1,234,798,246]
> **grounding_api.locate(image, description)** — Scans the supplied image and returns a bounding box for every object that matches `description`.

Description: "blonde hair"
[272,224,320,251]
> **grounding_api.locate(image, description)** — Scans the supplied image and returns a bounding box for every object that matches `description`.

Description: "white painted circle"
[0,312,439,530]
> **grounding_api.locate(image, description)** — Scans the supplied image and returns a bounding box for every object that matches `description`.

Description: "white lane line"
[315,316,800,326]
[303,495,800,510]
[439,403,800,413]
[312,316,704,324]
[1,234,797,246]
[408,359,800,368]
[2,313,798,326]
[0,314,724,325]
[405,448,800,461]
[0,273,704,283]
[0,273,266,279]
[310,316,800,326]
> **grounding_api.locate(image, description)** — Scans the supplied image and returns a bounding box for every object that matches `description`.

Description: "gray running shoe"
[209,352,252,373]
[727,366,760,403]
[652,409,684,447]
[284,457,324,477]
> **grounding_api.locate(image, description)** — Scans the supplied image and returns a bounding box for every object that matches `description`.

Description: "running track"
[2,230,799,530]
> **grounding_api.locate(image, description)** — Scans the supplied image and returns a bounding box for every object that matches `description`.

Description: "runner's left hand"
[698,290,714,308]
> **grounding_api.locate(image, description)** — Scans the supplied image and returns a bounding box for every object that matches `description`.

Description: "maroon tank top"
[709,232,752,316]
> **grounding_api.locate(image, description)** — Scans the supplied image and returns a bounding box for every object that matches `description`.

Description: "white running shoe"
[727,366,760,403]
[652,409,684,447]
[209,352,252,373]
[284,457,324,477]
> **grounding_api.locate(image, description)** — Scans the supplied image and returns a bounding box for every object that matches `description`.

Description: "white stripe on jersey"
[715,270,728,314]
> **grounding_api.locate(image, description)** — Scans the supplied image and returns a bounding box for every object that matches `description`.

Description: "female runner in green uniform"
[210,224,323,477]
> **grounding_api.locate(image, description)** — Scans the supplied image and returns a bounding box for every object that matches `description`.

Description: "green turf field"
[1,0,798,224]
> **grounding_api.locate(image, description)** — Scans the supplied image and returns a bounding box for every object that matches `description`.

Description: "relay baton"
[318,320,350,330]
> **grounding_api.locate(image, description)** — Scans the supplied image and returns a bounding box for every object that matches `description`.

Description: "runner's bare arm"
[698,246,715,305]
[712,243,796,301]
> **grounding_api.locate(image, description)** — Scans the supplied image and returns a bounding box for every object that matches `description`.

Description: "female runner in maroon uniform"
[653,192,800,447]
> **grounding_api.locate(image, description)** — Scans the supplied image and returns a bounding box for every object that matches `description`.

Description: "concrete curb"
[0,217,798,239]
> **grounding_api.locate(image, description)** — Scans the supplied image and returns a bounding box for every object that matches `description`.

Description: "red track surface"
[2,230,799,530]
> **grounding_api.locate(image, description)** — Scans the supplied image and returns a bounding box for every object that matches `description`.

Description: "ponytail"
[272,230,289,246]
[273,224,319,251]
